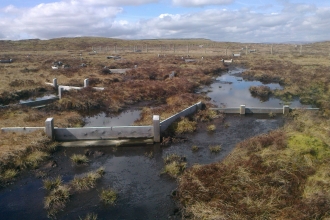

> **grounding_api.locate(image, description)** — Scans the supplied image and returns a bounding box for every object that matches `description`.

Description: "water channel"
[0,67,307,219]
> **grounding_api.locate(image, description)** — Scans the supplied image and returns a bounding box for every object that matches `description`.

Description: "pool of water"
[19,94,57,104]
[83,109,142,127]
[205,67,308,108]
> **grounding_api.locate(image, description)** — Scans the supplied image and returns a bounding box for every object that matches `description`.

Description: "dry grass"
[44,185,71,217]
[25,150,49,168]
[0,130,56,186]
[43,167,105,217]
[209,145,221,153]
[100,188,117,205]
[191,145,199,152]
[70,167,105,191]
[178,115,330,220]
[79,213,98,220]
[70,154,89,165]
[174,117,197,134]
[43,176,62,191]
[207,124,216,132]
[249,85,271,96]
[163,153,187,178]
[0,106,84,128]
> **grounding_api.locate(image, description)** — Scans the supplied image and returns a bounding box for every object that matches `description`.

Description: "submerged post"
[58,86,64,99]
[45,118,54,140]
[53,78,58,88]
[283,105,290,114]
[153,115,160,143]
[84,78,89,87]
[197,101,202,111]
[240,105,246,115]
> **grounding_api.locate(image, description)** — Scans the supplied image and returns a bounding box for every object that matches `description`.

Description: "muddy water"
[0,67,288,219]
[205,67,307,108]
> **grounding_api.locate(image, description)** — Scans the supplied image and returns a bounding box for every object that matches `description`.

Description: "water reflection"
[19,94,57,103]
[84,109,142,127]
[206,67,308,108]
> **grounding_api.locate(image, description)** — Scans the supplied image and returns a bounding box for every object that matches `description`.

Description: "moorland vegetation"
[0,38,330,219]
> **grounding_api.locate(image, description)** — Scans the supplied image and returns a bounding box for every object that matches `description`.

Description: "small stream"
[0,66,299,219]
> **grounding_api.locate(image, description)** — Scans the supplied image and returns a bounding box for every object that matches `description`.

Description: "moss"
[288,134,330,160]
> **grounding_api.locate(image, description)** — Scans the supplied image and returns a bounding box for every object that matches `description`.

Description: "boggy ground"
[1,38,330,219]
[176,52,330,220]
[0,114,284,220]
[0,39,228,187]
[178,110,330,219]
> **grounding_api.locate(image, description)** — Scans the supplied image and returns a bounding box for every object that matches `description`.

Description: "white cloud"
[172,0,233,7]
[0,1,122,39]
[70,0,159,6]
[0,1,330,43]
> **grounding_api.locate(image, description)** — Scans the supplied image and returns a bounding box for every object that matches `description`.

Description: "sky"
[0,0,329,43]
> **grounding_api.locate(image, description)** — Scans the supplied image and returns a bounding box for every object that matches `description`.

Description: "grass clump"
[249,85,271,96]
[25,151,49,168]
[79,213,98,220]
[70,154,89,165]
[207,124,216,132]
[43,176,62,191]
[144,151,154,158]
[209,145,221,153]
[44,185,70,217]
[71,167,105,191]
[174,117,197,134]
[191,145,199,152]
[100,189,117,205]
[0,169,18,182]
[163,154,186,178]
[268,111,276,118]
[194,109,222,122]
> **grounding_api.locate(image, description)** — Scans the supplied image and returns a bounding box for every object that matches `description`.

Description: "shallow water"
[19,94,57,104]
[0,67,290,220]
[0,115,284,220]
[205,67,308,108]
[84,109,142,127]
